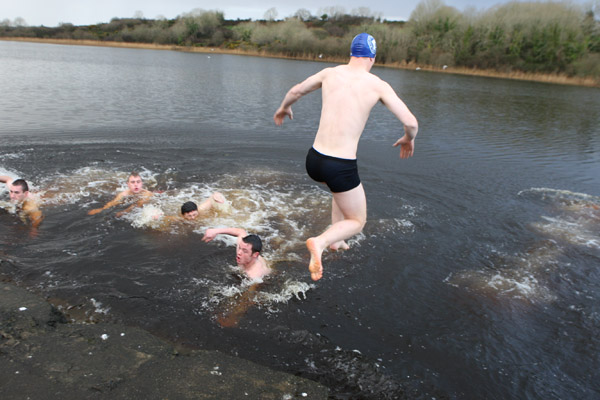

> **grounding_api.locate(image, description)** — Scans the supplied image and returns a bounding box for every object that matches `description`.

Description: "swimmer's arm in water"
[87,191,127,215]
[23,200,43,229]
[273,69,327,126]
[115,191,153,218]
[378,81,419,159]
[216,282,260,328]
[202,227,248,242]
[21,199,43,237]
[197,192,226,213]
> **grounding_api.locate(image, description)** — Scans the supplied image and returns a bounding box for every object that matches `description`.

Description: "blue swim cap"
[350,33,376,58]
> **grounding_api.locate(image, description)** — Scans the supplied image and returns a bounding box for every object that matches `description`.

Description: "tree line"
[2,0,599,79]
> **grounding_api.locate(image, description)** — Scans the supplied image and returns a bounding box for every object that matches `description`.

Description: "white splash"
[447,188,599,303]
[90,298,110,315]
[128,204,165,228]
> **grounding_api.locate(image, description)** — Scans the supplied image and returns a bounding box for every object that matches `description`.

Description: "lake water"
[1,40,600,399]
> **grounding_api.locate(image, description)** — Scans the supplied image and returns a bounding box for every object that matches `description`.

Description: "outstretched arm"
[380,82,419,158]
[115,191,153,217]
[202,227,248,243]
[87,191,126,215]
[273,69,327,126]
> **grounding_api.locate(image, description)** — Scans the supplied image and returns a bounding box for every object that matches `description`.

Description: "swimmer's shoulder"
[259,256,272,274]
[115,189,130,198]
[323,64,363,79]
[22,196,41,211]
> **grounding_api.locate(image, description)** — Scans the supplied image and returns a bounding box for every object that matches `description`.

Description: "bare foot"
[330,240,349,251]
[306,237,324,281]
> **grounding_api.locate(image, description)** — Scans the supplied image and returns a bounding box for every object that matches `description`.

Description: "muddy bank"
[0,281,328,399]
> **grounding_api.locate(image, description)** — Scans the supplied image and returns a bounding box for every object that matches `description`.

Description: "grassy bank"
[2,36,598,88]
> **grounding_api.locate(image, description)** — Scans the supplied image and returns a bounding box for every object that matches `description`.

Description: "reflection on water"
[2,40,600,399]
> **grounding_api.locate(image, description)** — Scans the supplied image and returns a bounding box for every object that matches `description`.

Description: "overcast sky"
[2,0,594,27]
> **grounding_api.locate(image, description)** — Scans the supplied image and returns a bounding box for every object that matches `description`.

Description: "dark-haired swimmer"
[202,227,270,280]
[203,227,271,328]
[274,33,418,281]
[0,176,43,233]
[156,193,227,224]
[180,192,226,221]
[115,193,227,229]
[87,172,153,216]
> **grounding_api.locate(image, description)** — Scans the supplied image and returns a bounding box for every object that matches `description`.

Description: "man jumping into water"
[0,176,43,233]
[87,172,153,216]
[273,33,419,281]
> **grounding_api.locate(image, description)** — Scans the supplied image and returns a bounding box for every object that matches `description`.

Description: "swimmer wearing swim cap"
[274,33,418,281]
[350,33,376,58]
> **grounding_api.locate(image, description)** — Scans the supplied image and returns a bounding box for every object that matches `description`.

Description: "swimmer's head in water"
[237,234,262,267]
[127,172,143,194]
[181,201,198,220]
[350,33,376,58]
[242,234,262,254]
[9,179,29,203]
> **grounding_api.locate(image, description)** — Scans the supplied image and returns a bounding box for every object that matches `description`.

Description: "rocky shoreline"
[0,281,328,399]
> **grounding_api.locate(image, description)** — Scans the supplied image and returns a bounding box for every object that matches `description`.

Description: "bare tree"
[317,6,346,20]
[13,17,27,27]
[410,0,444,22]
[264,7,278,21]
[352,7,372,18]
[293,8,312,21]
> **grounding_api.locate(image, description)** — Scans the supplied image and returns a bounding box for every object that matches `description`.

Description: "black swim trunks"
[305,147,361,193]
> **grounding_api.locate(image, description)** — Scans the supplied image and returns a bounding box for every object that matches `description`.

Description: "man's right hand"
[202,229,217,242]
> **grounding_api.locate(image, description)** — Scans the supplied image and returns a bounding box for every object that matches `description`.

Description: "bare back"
[274,56,418,160]
[313,64,384,159]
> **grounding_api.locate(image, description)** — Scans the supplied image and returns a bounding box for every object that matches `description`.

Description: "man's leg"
[330,197,350,250]
[307,184,367,280]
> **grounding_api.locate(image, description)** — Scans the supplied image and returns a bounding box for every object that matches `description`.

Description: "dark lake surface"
[1,40,600,399]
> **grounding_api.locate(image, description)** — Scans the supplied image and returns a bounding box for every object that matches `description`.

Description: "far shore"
[2,36,599,88]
